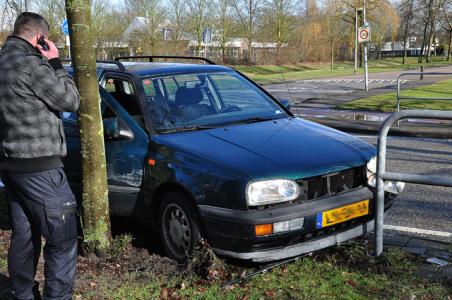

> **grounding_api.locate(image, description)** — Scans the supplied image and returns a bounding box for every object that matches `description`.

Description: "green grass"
[234,57,451,85]
[337,79,452,112]
[72,243,451,299]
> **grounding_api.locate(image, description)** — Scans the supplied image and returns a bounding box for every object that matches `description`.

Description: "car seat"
[173,86,214,121]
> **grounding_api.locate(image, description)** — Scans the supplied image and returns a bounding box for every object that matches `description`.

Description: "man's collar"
[4,35,42,56]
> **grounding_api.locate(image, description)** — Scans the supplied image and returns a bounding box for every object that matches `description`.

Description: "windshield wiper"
[160,125,216,134]
[230,117,277,125]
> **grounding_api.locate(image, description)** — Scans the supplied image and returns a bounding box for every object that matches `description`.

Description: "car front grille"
[296,165,367,202]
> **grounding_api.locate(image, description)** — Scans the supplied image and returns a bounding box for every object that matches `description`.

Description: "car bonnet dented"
[154,117,376,180]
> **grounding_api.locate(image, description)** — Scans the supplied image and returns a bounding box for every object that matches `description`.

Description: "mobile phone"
[38,36,50,51]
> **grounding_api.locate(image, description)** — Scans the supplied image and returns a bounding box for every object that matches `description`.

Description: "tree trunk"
[418,0,434,63]
[402,0,414,65]
[448,31,451,61]
[425,14,436,63]
[222,47,226,64]
[66,0,111,255]
[330,41,334,70]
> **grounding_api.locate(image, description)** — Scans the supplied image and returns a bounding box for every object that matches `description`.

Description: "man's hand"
[37,38,59,60]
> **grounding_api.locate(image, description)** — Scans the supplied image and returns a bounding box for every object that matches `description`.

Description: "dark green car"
[61,57,404,262]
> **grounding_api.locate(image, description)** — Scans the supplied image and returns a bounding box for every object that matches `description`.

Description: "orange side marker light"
[255,224,273,236]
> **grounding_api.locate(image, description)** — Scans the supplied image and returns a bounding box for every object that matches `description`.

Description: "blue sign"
[62,19,69,36]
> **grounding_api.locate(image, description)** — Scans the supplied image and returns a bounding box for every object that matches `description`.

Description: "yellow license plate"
[316,200,369,229]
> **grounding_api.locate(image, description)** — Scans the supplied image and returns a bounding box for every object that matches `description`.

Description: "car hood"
[157,117,376,180]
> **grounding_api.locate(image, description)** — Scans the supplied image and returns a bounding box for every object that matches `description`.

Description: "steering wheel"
[219,105,241,113]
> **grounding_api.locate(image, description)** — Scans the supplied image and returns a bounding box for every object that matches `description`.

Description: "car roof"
[64,62,234,78]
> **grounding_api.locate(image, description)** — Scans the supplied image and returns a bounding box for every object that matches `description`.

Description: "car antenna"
[281,73,296,110]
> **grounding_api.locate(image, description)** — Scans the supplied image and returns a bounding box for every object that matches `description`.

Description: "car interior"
[104,77,146,129]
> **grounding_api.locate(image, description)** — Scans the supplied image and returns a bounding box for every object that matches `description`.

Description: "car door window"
[102,76,145,129]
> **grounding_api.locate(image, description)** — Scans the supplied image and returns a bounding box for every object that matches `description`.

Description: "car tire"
[158,191,202,262]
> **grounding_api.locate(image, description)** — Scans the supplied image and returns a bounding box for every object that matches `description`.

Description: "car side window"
[102,76,145,129]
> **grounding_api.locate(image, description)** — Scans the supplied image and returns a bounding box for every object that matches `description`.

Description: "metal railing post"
[396,75,402,112]
[374,124,388,256]
[395,72,452,113]
[374,109,452,257]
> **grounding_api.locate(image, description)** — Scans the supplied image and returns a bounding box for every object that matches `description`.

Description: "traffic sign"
[358,26,370,43]
[62,19,69,36]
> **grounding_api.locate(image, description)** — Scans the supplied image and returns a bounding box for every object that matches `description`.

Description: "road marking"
[384,225,452,238]
[292,79,410,85]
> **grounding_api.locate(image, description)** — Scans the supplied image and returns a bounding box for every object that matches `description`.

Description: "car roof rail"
[60,59,126,71]
[115,55,217,65]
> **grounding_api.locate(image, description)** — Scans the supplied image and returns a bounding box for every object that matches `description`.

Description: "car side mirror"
[103,117,133,140]
[279,98,291,111]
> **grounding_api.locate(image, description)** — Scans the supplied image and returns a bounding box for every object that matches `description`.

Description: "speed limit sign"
[358,26,371,43]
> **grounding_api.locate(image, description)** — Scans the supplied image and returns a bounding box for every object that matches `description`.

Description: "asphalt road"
[264,65,452,109]
[355,134,452,238]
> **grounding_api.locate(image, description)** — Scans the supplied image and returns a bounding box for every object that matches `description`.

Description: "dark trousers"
[2,168,78,300]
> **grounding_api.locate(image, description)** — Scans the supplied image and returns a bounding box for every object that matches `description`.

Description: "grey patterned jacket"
[0,36,80,160]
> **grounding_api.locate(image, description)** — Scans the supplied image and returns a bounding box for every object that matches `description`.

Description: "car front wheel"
[158,192,202,261]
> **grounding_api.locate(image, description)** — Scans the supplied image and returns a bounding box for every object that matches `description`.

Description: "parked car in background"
[58,56,405,262]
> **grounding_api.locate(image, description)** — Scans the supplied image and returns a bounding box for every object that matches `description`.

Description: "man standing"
[0,13,80,300]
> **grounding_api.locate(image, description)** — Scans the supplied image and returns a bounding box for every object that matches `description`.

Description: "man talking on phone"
[0,12,80,300]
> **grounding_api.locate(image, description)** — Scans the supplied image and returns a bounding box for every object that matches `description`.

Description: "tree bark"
[401,0,414,65]
[448,31,452,61]
[418,0,434,63]
[66,0,111,254]
[330,40,334,70]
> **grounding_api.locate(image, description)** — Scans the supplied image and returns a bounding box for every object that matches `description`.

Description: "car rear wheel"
[158,192,202,261]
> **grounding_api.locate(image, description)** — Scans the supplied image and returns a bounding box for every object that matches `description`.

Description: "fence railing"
[374,110,452,256]
[396,72,452,112]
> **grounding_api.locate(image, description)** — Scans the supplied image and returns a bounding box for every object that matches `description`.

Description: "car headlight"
[366,156,405,194]
[246,179,300,206]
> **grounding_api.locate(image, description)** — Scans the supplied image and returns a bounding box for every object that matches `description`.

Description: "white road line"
[384,225,452,238]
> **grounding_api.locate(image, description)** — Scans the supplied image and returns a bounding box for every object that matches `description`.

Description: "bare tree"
[213,0,235,63]
[399,0,415,64]
[440,0,452,60]
[261,0,294,65]
[372,1,399,60]
[168,0,188,41]
[126,0,167,54]
[231,0,262,64]
[322,0,347,69]
[187,0,209,55]
[65,0,111,254]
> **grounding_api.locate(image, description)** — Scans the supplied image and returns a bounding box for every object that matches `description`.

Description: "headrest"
[175,86,203,106]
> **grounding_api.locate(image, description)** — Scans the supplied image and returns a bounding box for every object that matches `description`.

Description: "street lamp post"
[354,8,358,74]
[363,0,369,91]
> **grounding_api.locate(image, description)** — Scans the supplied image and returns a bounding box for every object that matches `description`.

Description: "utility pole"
[363,0,369,92]
[25,0,31,11]
[354,8,358,74]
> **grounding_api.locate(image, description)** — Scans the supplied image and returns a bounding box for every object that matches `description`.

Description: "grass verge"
[76,243,451,299]
[337,79,452,112]
[234,57,451,85]
[0,189,450,299]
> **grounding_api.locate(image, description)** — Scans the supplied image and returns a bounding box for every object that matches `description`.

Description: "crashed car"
[61,57,404,262]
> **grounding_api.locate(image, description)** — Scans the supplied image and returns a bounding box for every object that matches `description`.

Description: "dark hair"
[12,12,49,38]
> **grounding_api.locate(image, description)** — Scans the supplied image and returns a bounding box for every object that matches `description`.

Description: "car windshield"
[141,72,288,133]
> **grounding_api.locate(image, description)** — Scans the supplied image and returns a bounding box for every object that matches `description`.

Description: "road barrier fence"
[396,72,452,112]
[374,110,452,256]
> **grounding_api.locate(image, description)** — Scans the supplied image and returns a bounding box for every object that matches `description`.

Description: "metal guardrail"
[374,110,452,256]
[396,72,452,112]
